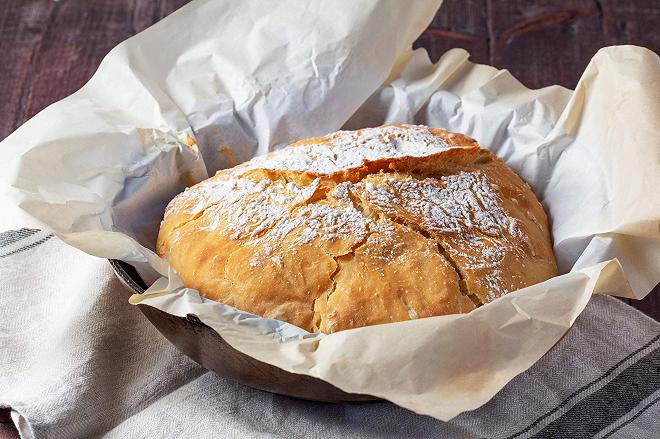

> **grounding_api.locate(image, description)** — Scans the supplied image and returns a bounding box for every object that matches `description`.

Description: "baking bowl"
[109,259,378,403]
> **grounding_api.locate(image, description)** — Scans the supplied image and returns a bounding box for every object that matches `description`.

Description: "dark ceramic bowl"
[109,259,378,403]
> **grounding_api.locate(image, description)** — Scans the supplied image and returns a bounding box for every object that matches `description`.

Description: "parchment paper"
[1,0,659,421]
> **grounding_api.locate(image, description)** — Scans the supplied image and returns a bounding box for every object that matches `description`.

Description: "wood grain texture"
[416,0,660,89]
[414,0,490,64]
[0,0,191,139]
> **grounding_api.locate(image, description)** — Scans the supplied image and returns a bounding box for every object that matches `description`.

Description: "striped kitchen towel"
[0,229,658,438]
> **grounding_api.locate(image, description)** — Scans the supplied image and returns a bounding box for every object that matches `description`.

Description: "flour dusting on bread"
[241,124,461,174]
[157,124,557,333]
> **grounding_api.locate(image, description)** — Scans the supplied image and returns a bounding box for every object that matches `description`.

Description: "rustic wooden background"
[0,0,659,436]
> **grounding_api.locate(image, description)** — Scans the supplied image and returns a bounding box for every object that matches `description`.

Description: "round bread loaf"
[157,124,557,333]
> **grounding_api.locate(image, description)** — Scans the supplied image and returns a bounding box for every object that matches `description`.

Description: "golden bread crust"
[157,124,557,333]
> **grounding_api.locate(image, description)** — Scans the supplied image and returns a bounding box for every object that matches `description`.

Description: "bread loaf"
[157,124,557,333]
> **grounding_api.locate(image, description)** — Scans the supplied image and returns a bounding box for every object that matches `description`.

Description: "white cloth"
[1,229,659,438]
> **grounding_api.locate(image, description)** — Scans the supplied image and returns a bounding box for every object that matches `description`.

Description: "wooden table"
[0,5,659,436]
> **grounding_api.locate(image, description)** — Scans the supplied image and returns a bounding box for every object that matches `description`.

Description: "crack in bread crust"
[311,232,372,333]
[351,205,483,308]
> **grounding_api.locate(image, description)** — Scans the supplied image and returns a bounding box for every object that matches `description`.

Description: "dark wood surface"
[0,4,658,435]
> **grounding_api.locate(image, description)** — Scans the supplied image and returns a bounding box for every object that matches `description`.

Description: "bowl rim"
[109,259,148,294]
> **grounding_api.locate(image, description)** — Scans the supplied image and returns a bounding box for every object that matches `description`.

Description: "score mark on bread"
[157,125,557,333]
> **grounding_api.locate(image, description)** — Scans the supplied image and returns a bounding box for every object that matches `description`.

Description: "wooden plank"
[414,0,490,64]
[601,0,660,49]
[485,0,605,89]
[0,1,56,140]
[635,285,660,320]
[0,0,192,140]
[415,0,633,90]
